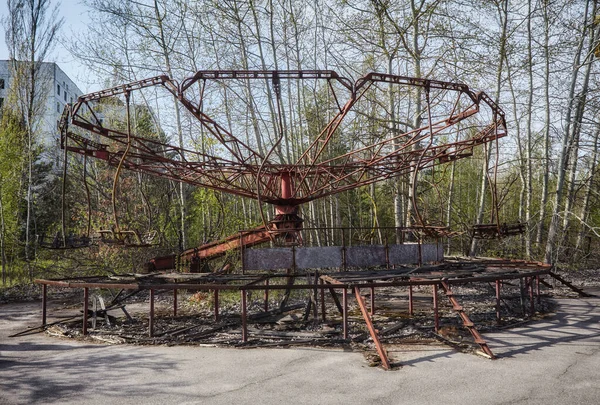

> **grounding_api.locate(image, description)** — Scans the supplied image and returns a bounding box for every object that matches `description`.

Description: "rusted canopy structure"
[59,70,506,234]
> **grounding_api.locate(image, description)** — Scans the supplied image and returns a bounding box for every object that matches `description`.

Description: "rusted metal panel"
[345,245,387,268]
[421,243,443,263]
[243,247,293,271]
[388,244,419,265]
[295,246,342,269]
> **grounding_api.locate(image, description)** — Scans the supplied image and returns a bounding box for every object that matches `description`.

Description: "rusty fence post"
[529,277,535,316]
[408,285,414,316]
[83,287,89,336]
[173,289,178,317]
[241,289,248,342]
[264,279,269,312]
[214,289,219,321]
[42,284,47,326]
[433,284,439,333]
[370,286,375,317]
[495,279,501,324]
[519,278,526,316]
[320,278,326,321]
[149,289,155,337]
[313,272,318,320]
[342,287,348,339]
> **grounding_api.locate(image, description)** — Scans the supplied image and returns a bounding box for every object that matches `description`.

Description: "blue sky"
[0,0,93,92]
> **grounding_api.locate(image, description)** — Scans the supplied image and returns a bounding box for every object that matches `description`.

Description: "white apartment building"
[0,60,83,163]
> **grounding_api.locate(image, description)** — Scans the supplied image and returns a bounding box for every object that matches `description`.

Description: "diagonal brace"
[354,287,391,370]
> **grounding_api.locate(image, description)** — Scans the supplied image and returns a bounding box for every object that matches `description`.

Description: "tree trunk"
[470,0,509,256]
[536,0,552,248]
[153,0,187,249]
[545,0,594,264]
[524,0,534,258]
[560,14,598,244]
[0,184,6,285]
[574,124,599,256]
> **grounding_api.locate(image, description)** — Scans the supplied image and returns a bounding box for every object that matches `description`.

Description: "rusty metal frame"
[36,258,560,367]
[59,70,505,210]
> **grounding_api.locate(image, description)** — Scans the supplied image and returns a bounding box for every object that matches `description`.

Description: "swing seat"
[472,223,525,239]
[95,230,124,245]
[95,229,159,247]
[38,233,92,249]
[141,230,159,245]
[410,225,455,238]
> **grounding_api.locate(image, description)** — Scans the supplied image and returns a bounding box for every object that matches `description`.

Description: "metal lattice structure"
[59,70,506,234]
[39,74,564,369]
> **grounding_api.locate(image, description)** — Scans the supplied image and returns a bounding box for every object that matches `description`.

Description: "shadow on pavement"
[485,298,600,358]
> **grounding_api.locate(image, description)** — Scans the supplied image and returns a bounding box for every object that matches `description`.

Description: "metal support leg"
[313,273,318,320]
[149,289,154,337]
[495,279,501,324]
[241,289,248,342]
[370,286,375,317]
[214,289,219,321]
[264,279,269,312]
[42,284,47,326]
[173,289,178,317]
[83,288,88,336]
[408,285,413,316]
[320,279,326,321]
[433,284,439,333]
[529,277,535,316]
[328,287,343,315]
[342,288,348,340]
[536,275,541,304]
[519,278,526,316]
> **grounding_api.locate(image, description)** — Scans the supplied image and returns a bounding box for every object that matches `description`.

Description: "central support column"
[280,171,292,200]
[273,171,303,244]
[274,172,299,217]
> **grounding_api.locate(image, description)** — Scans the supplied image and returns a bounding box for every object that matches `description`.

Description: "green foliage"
[0,107,27,266]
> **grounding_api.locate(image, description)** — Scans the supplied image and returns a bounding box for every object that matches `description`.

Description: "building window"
[63,90,67,101]
[57,102,60,113]
[0,98,4,110]
[57,83,61,95]
[0,78,5,89]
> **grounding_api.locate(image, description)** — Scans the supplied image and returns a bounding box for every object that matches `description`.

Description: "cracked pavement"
[1,289,599,404]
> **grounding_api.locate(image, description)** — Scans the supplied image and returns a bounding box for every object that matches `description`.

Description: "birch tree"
[544,0,597,264]
[3,0,63,275]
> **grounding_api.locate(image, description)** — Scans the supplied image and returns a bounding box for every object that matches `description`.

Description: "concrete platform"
[1,290,599,404]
